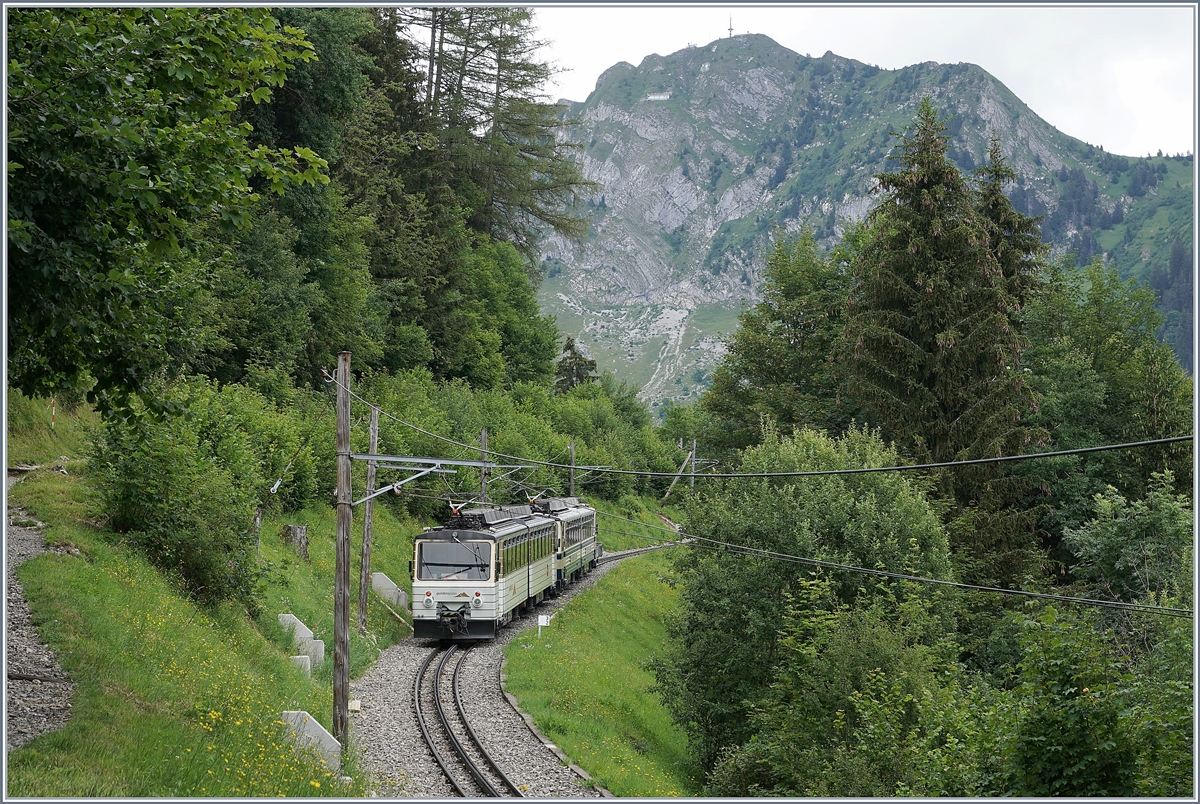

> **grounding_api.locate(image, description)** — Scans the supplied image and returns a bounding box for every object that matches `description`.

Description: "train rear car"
[531,497,601,589]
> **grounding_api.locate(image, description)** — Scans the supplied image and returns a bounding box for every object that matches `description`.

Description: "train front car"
[412,508,518,640]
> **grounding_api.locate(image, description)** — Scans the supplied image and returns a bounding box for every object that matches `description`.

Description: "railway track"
[413,644,525,798]
[595,543,668,565]
[596,526,686,565]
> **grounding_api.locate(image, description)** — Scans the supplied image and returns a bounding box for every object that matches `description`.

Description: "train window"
[417,541,492,581]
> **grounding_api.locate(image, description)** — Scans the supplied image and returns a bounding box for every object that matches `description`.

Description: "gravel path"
[350,562,628,797]
[5,469,77,750]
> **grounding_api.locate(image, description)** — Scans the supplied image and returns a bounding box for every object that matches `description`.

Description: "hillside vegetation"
[5,7,1192,799]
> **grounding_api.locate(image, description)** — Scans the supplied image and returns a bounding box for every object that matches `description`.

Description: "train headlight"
[471,592,482,608]
[423,592,434,609]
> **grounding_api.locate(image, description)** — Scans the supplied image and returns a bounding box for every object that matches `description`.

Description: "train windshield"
[417,541,492,581]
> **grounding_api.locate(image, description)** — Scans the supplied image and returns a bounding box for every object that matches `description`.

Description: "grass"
[502,550,700,797]
[255,500,419,681]
[591,497,683,554]
[5,393,695,797]
[5,444,419,796]
[5,390,98,467]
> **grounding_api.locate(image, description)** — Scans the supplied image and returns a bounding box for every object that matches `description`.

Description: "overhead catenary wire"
[318,370,1191,618]
[593,510,1193,619]
[320,367,1191,481]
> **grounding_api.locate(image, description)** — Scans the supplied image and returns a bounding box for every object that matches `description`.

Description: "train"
[411,497,601,640]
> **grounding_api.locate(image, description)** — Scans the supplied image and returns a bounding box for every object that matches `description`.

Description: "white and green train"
[411,498,600,640]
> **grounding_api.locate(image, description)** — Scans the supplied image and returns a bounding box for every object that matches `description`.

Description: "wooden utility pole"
[661,447,694,502]
[480,427,489,503]
[333,352,352,747]
[691,438,697,489]
[358,404,379,635]
[569,438,575,497]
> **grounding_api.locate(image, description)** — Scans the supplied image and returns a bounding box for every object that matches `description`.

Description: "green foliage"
[652,425,952,773]
[1018,257,1193,557]
[701,229,855,451]
[91,378,329,609]
[706,583,981,797]
[1122,591,1194,796]
[7,7,326,413]
[1064,472,1192,603]
[190,202,317,384]
[241,8,374,166]
[1004,607,1138,796]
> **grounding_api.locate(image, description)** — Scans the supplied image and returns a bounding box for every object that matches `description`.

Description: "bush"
[94,405,261,608]
[92,377,326,610]
[1003,606,1138,796]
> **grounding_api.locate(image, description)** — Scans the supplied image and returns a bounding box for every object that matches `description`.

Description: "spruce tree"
[840,99,1045,584]
[554,337,597,393]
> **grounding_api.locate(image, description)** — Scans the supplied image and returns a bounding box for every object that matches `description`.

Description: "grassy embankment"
[5,393,419,797]
[6,393,699,797]
[503,502,702,797]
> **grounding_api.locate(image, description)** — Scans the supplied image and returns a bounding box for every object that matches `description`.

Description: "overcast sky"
[532,4,1196,158]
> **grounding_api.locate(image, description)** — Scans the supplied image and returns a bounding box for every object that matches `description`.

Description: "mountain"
[537,34,1194,411]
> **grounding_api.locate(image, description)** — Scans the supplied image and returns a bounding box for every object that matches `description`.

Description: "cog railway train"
[411,497,601,640]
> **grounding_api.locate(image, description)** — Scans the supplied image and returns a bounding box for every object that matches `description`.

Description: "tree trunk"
[282,525,309,561]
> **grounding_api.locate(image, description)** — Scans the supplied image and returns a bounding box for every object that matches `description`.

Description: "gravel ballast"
[350,560,633,797]
[5,471,77,750]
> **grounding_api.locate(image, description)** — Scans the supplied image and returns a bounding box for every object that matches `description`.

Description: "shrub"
[94,404,261,609]
[92,377,325,610]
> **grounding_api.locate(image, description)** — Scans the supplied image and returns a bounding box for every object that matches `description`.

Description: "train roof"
[422,505,554,541]
[530,496,591,514]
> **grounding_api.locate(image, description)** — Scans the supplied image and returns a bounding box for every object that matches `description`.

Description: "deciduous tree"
[7,7,325,412]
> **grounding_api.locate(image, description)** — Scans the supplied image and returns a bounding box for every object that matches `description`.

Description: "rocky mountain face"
[538,34,1194,411]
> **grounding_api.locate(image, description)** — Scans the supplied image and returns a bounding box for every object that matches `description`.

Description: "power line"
[320,370,1192,618]
[593,511,1192,619]
[319,369,1192,481]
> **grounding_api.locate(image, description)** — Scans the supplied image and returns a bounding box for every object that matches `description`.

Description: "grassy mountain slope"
[5,406,418,796]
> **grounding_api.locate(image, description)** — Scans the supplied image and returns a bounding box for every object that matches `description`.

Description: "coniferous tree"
[401,7,595,263]
[840,99,1045,584]
[554,337,597,392]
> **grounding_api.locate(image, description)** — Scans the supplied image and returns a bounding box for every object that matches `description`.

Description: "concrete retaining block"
[279,613,324,666]
[281,710,340,770]
[371,572,408,608]
[290,655,311,677]
[278,613,312,640]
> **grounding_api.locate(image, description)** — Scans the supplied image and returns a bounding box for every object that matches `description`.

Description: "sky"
[532,4,1196,159]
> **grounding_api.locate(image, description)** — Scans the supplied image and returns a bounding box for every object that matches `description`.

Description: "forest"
[7,7,1193,798]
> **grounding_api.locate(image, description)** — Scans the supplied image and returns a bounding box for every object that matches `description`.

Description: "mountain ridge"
[538,34,1193,410]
